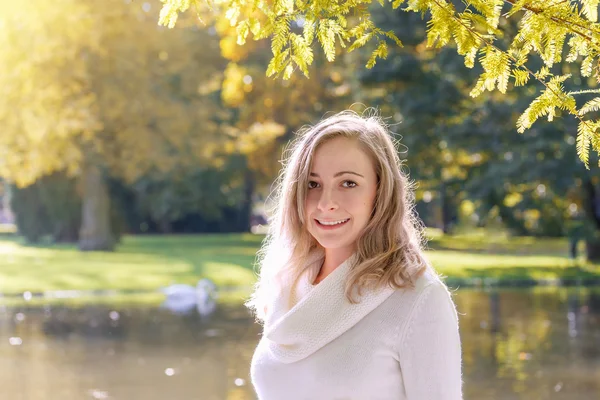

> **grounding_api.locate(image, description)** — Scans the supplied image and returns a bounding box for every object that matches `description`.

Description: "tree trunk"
[239,167,255,232]
[158,217,172,234]
[586,239,600,262]
[582,177,600,262]
[79,162,115,251]
[440,181,453,234]
[0,179,15,224]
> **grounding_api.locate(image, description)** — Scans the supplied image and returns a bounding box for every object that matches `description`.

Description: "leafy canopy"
[0,0,226,187]
[159,0,600,167]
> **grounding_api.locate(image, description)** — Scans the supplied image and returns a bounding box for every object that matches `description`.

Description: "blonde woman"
[247,111,463,399]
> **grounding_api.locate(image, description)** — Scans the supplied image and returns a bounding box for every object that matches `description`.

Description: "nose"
[317,188,338,212]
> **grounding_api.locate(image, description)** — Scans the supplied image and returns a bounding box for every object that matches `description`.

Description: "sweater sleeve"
[397,280,463,400]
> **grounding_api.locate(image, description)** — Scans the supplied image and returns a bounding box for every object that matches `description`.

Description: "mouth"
[315,218,350,228]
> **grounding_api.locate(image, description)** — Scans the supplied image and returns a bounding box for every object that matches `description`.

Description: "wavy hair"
[245,110,432,322]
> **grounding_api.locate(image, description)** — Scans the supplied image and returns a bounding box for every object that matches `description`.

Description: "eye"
[308,181,320,189]
[342,180,357,188]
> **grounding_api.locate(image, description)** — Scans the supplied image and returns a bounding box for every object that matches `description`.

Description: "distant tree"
[360,7,598,241]
[0,0,227,250]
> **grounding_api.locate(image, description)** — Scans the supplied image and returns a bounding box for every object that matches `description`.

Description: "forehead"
[310,136,375,174]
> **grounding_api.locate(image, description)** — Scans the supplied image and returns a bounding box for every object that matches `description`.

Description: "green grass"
[0,230,599,295]
[425,228,599,284]
[0,234,263,294]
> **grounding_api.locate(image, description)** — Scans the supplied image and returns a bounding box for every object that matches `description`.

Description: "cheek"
[305,191,318,210]
[357,188,377,216]
[346,192,373,214]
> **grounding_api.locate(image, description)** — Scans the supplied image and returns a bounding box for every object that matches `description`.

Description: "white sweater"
[250,254,463,400]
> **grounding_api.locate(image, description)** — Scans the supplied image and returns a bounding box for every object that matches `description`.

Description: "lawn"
[0,234,263,294]
[0,230,599,295]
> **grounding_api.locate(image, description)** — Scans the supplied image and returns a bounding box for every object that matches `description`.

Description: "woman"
[246,111,463,399]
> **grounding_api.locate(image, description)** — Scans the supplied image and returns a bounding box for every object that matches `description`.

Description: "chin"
[314,237,355,251]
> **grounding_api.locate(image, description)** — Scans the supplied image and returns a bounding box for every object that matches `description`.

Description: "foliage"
[0,0,227,187]
[10,173,123,243]
[129,161,251,232]
[0,0,237,249]
[355,6,600,238]
[160,0,600,167]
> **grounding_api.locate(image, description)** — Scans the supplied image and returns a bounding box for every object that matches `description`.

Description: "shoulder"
[399,269,460,339]
[383,268,459,339]
[386,267,450,309]
[407,268,458,319]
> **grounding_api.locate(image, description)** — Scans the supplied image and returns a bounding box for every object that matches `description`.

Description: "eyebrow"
[309,171,365,178]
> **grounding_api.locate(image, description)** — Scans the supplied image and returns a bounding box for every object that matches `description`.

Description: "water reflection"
[459,287,600,399]
[0,288,599,399]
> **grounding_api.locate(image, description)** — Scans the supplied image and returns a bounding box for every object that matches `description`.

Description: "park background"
[0,0,599,399]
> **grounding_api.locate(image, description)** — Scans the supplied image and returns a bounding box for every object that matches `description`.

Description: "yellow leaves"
[274,0,295,15]
[220,35,250,61]
[470,46,511,97]
[236,21,250,45]
[574,112,600,169]
[266,16,317,78]
[523,208,541,221]
[541,32,566,67]
[216,119,287,176]
[0,0,226,186]
[235,17,263,46]
[581,55,594,77]
[0,133,83,188]
[229,120,286,155]
[503,193,523,208]
[266,48,290,77]
[155,0,600,167]
[565,35,589,63]
[303,19,316,44]
[290,33,314,77]
[158,0,199,29]
[404,0,430,14]
[250,18,262,36]
[516,75,576,134]
[576,121,595,169]
[453,18,483,68]
[581,0,600,22]
[426,1,456,49]
[534,66,551,80]
[0,0,104,184]
[222,62,249,106]
[225,4,241,26]
[366,40,388,68]
[348,19,375,51]
[283,63,294,80]
[271,16,290,55]
[512,68,530,87]
[215,4,265,62]
[317,19,345,62]
[460,199,475,217]
[579,97,600,115]
[486,0,504,30]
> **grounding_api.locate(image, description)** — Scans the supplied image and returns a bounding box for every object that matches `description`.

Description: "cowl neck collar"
[263,252,396,363]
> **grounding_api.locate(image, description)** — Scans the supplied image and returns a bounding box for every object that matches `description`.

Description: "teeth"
[319,219,349,226]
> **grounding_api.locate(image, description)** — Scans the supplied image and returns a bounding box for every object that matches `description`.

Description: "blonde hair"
[245,110,431,322]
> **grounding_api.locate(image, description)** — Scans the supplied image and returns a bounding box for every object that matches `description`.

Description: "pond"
[1,287,599,399]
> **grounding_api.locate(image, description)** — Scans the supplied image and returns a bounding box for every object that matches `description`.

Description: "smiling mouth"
[316,218,350,226]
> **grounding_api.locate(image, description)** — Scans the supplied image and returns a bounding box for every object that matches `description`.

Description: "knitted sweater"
[250,254,463,400]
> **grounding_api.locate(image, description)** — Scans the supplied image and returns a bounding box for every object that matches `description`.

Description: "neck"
[322,246,355,274]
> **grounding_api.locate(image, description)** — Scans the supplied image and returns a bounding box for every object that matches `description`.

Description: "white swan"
[160,279,218,316]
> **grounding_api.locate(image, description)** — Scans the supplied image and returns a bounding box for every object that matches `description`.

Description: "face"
[304,136,378,255]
